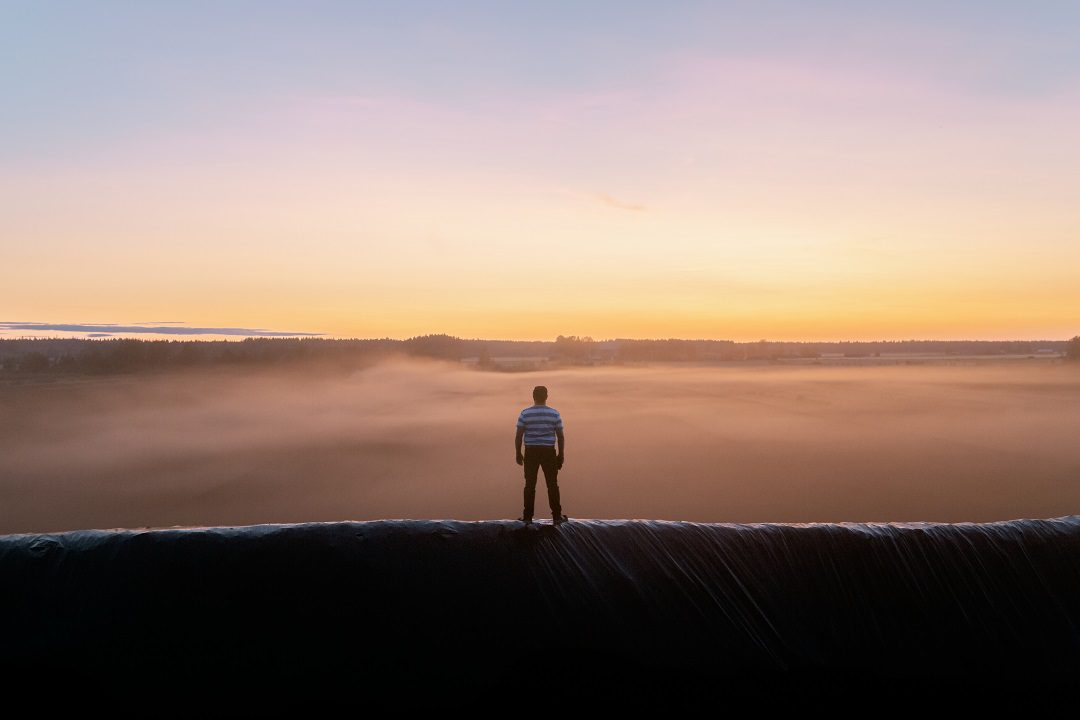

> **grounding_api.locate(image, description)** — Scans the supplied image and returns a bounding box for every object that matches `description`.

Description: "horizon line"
[0,333,1072,345]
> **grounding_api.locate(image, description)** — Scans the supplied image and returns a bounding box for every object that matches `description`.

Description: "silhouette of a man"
[515,385,567,525]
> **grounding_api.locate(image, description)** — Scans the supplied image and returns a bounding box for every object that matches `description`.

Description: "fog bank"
[2,358,1078,533]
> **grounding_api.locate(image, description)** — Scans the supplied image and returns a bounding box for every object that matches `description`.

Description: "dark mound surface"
[3,517,1079,709]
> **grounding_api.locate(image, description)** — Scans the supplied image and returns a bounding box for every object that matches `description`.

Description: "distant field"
[2,358,1078,533]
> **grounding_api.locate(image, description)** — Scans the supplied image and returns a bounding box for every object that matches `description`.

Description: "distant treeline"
[1,334,1076,376]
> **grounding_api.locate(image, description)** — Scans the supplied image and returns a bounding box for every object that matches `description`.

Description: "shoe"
[553,514,569,527]
[517,516,533,524]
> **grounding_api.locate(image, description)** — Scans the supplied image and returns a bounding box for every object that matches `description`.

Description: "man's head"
[532,385,548,404]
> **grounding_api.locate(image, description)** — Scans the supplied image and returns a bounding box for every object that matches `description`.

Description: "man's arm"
[556,428,565,462]
[515,426,525,465]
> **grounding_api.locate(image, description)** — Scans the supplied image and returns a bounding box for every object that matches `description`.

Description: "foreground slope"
[3,517,1079,707]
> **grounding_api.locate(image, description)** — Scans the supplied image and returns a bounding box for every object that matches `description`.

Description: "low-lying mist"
[2,357,1079,533]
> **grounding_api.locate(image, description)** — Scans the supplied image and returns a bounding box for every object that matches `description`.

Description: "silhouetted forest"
[0,334,1072,377]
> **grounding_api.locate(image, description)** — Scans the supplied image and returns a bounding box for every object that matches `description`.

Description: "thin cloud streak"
[0,322,323,338]
[595,193,646,212]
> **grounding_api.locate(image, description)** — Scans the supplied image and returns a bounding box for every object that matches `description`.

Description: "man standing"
[515,385,568,526]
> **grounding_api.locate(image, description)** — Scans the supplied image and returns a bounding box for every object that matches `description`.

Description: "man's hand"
[516,453,524,466]
[557,455,564,470]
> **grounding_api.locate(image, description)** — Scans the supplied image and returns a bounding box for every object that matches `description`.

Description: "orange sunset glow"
[4,5,1078,342]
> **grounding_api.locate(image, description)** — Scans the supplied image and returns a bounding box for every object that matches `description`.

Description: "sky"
[2,1,1078,342]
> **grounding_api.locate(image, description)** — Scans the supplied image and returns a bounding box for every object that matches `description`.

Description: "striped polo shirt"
[517,404,564,446]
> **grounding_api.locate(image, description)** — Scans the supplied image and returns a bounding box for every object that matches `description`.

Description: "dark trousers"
[522,445,561,520]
